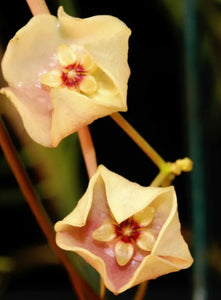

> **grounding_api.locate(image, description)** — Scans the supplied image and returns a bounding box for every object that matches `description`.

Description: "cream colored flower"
[55,165,193,294]
[1,7,131,147]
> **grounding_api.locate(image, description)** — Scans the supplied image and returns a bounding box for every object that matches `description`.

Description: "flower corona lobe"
[40,44,98,95]
[93,207,156,266]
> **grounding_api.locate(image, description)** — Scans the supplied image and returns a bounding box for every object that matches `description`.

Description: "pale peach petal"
[1,7,130,146]
[98,165,174,223]
[56,224,191,295]
[153,208,194,263]
[93,68,119,97]
[1,86,52,146]
[55,174,104,229]
[85,31,130,105]
[50,89,124,147]
[58,6,131,46]
[55,165,193,294]
[117,254,191,293]
[1,14,61,86]
[58,6,131,105]
[150,190,193,273]
[149,188,175,236]
[56,222,143,294]
[57,44,78,66]
[55,167,145,292]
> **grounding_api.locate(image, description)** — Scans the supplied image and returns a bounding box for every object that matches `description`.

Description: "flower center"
[92,205,156,266]
[61,63,86,90]
[115,219,140,243]
[40,44,98,95]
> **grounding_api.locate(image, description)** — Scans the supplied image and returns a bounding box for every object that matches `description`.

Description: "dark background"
[0,0,220,299]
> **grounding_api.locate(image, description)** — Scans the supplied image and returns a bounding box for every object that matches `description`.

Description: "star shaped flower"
[55,165,193,294]
[1,7,131,147]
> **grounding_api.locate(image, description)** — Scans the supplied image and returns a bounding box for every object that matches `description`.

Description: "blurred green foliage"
[161,0,184,26]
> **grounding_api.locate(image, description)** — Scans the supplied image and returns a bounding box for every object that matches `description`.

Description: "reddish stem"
[0,119,99,300]
[0,1,99,299]
[78,126,98,178]
[26,0,50,15]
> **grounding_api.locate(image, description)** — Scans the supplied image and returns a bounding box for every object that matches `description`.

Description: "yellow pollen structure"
[40,44,98,95]
[123,226,132,237]
[93,206,156,266]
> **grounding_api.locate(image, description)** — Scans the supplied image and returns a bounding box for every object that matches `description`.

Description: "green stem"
[110,113,168,170]
[150,170,171,187]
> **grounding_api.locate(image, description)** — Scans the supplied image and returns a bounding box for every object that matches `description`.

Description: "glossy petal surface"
[93,223,116,242]
[136,231,155,251]
[133,206,155,227]
[115,241,134,266]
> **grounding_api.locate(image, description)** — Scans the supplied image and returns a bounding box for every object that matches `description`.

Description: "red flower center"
[114,218,141,243]
[61,62,87,89]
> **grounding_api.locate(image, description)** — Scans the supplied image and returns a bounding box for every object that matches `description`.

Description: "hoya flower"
[55,165,193,294]
[1,7,131,147]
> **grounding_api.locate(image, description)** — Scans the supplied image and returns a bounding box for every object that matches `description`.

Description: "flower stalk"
[150,169,177,188]
[110,112,168,170]
[110,113,193,187]
[0,118,98,300]
[26,0,50,15]
[0,1,101,299]
[133,281,149,300]
[100,277,105,300]
[78,126,98,178]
